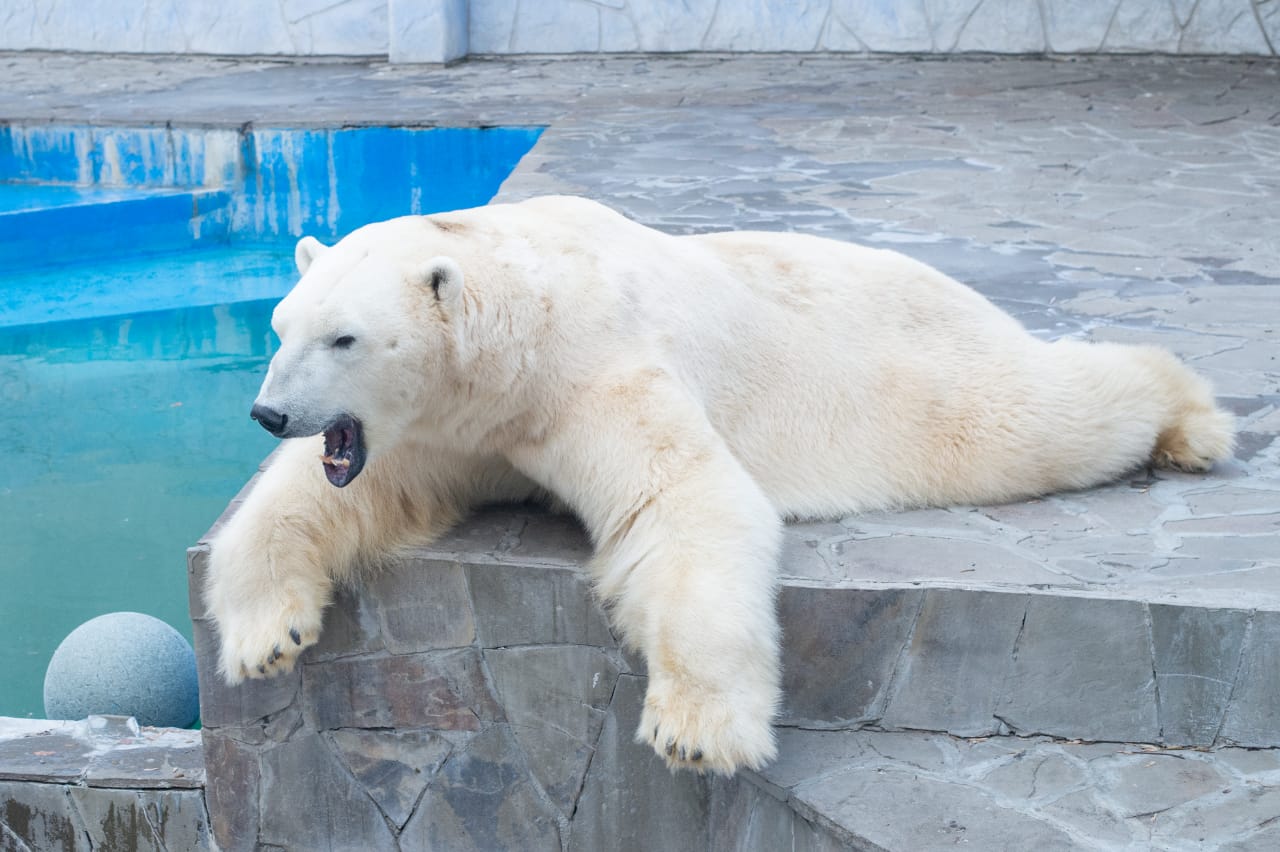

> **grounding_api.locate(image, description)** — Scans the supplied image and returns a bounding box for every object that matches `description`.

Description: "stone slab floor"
[2,52,1278,850]
[4,52,1273,608]
[762,729,1280,850]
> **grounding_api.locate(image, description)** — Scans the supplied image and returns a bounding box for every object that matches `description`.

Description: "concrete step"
[189,464,1280,850]
[755,728,1280,851]
[0,716,209,851]
[402,456,1280,750]
[770,461,1280,750]
[0,183,231,268]
[189,404,1279,852]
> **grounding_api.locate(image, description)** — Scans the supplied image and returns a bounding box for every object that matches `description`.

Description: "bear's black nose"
[250,404,288,437]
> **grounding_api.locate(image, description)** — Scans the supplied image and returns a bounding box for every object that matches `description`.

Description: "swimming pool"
[0,125,540,718]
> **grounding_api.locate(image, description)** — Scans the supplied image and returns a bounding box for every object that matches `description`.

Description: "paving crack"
[812,1,833,50]
[60,784,94,852]
[949,0,986,51]
[566,669,624,825]
[1211,608,1257,746]
[989,597,1032,735]
[139,796,171,852]
[876,589,928,720]
[1144,602,1163,742]
[398,740,455,835]
[1027,753,1049,799]
[993,713,1022,737]
[1033,0,1050,51]
[0,820,34,852]
[1099,0,1123,50]
[1247,0,1278,55]
[1200,109,1251,126]
[1127,802,1178,821]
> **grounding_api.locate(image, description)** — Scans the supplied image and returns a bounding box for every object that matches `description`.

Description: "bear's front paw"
[214,601,323,685]
[636,677,778,775]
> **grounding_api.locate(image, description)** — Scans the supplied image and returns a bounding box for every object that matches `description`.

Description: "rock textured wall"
[191,499,1280,849]
[189,504,851,851]
[194,505,1280,847]
[3,0,1278,59]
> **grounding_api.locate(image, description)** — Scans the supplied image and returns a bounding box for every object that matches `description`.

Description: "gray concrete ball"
[43,612,199,728]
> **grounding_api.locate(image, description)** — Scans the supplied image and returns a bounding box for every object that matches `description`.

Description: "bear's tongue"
[321,415,366,487]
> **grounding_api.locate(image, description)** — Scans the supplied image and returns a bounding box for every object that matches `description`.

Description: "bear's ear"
[295,236,328,275]
[419,256,465,308]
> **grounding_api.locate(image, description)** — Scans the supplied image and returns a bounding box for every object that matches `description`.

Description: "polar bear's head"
[250,227,468,488]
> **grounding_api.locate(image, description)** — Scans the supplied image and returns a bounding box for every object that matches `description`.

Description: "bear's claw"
[216,614,322,685]
[638,679,777,775]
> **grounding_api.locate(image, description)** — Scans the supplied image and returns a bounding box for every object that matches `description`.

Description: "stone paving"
[2,51,1279,850]
[762,728,1280,851]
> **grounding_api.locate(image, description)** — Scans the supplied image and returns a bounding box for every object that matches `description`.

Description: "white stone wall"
[0,0,389,55]
[469,0,1279,55]
[1,0,1276,58]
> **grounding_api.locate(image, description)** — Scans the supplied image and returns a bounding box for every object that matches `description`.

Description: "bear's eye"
[332,335,356,350]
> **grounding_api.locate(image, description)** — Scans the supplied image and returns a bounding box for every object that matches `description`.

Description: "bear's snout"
[250,404,289,438]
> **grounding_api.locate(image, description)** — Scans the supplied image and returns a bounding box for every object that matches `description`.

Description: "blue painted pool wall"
[237,127,542,239]
[0,125,243,188]
[0,124,543,248]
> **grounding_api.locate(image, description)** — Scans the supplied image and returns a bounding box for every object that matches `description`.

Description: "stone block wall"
[189,488,1280,848]
[774,584,1280,750]
[189,505,851,850]
[3,0,1278,60]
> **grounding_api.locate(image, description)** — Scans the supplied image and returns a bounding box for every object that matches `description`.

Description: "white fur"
[207,196,1234,775]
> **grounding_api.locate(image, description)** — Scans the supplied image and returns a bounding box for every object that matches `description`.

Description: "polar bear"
[206,195,1233,775]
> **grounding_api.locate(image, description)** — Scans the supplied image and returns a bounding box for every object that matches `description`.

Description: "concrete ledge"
[189,490,1280,848]
[758,729,1280,851]
[0,715,209,851]
[783,584,1280,747]
[196,498,1280,750]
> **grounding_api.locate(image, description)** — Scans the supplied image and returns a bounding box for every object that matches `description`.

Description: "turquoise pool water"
[1,249,289,718]
[0,124,541,719]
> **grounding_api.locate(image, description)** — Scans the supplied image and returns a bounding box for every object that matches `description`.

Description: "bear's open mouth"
[320,414,366,488]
